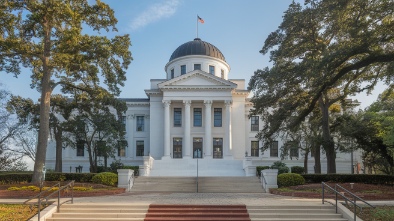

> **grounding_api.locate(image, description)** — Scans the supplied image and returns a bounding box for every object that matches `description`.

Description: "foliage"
[0,173,32,184]
[373,206,394,221]
[277,173,305,187]
[256,166,270,176]
[301,174,394,185]
[0,204,41,221]
[338,90,394,175]
[91,172,117,186]
[248,0,394,174]
[291,166,305,174]
[270,161,289,175]
[0,0,132,183]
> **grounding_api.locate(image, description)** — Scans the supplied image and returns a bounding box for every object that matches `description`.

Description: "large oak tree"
[0,0,132,182]
[249,0,394,173]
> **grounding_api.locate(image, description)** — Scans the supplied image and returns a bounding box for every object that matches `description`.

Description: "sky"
[0,0,385,109]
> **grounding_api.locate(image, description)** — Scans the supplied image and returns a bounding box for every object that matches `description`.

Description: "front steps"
[45,204,148,221]
[145,204,251,221]
[247,205,348,221]
[149,158,245,176]
[131,176,264,193]
[45,204,349,221]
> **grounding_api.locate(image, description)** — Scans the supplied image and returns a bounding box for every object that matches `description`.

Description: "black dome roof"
[169,38,226,62]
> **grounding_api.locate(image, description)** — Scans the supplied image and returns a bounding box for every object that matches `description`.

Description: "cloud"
[130,0,181,31]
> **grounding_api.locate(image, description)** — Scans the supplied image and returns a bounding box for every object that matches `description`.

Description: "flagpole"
[196,15,198,38]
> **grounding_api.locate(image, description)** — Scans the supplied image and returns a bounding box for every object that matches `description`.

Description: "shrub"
[277,173,305,187]
[271,161,289,175]
[256,166,270,176]
[291,166,305,174]
[91,172,118,186]
[121,166,139,176]
[301,174,394,185]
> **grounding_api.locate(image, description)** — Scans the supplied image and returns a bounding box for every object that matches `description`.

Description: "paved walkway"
[2,192,393,206]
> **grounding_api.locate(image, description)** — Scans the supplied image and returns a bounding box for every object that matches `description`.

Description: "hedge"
[256,166,270,176]
[302,174,394,185]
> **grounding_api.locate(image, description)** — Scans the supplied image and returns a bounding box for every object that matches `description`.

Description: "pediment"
[158,70,237,89]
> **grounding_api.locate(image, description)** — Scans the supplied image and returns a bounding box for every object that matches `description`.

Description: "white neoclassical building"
[45,38,360,176]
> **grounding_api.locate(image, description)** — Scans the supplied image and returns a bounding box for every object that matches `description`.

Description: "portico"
[161,98,233,160]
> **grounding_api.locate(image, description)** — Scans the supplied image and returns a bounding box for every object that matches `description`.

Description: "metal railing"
[128,172,135,191]
[24,180,75,221]
[322,182,375,221]
[261,172,268,192]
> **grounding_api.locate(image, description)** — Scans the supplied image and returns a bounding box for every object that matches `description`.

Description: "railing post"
[57,183,60,212]
[322,182,324,204]
[335,185,338,213]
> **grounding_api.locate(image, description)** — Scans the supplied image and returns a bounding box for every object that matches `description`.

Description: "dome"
[169,38,226,62]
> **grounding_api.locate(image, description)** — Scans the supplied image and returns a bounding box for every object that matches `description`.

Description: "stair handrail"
[322,182,375,221]
[129,172,135,190]
[24,180,74,221]
[260,171,268,192]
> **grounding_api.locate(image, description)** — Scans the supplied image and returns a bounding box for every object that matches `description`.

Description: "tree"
[249,0,394,173]
[0,0,132,183]
[62,90,127,173]
[339,90,394,175]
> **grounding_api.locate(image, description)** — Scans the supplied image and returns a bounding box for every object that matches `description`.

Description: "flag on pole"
[198,15,204,24]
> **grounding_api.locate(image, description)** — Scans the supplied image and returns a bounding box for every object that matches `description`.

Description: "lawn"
[0,204,41,221]
[270,182,394,221]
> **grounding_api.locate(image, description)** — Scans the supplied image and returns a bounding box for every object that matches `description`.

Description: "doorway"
[193,137,203,158]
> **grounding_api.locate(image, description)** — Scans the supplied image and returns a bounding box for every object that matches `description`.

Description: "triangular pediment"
[158,70,237,89]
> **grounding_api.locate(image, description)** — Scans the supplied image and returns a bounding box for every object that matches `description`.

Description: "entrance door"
[193,138,203,158]
[213,138,223,158]
[173,138,182,158]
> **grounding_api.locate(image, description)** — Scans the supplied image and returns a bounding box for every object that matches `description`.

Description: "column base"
[161,156,172,160]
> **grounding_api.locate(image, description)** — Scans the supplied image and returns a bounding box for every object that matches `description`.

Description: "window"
[136,116,144,131]
[173,138,182,158]
[251,116,259,131]
[76,140,85,156]
[121,116,126,131]
[214,108,222,127]
[221,69,224,78]
[171,69,174,79]
[194,64,201,70]
[193,108,202,127]
[136,140,144,156]
[174,108,182,127]
[251,141,259,157]
[209,65,215,75]
[96,140,106,157]
[118,140,127,157]
[270,141,279,157]
[181,65,186,75]
[290,147,299,159]
[213,138,223,158]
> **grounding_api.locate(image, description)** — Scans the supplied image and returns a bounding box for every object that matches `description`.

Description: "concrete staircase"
[247,205,348,221]
[45,204,349,221]
[45,204,148,221]
[149,158,245,176]
[131,176,264,193]
[145,204,251,221]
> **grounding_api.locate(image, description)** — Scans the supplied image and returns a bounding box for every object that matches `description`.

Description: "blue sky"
[0,0,383,109]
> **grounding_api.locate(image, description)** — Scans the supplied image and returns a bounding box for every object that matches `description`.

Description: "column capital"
[224,100,232,106]
[204,100,213,106]
[162,100,171,107]
[183,100,191,106]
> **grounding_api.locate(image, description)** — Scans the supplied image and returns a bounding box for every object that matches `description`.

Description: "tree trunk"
[32,16,52,184]
[314,144,321,174]
[54,126,62,172]
[304,149,309,174]
[319,96,336,174]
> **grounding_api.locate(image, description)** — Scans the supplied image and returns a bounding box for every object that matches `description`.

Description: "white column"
[183,100,191,158]
[224,100,232,157]
[163,100,171,158]
[204,100,212,158]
